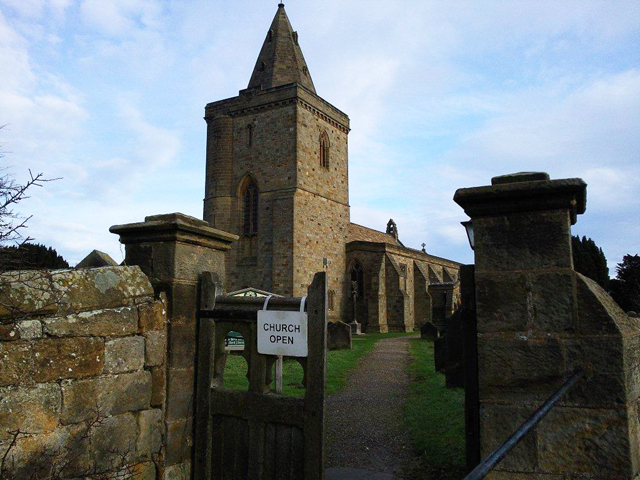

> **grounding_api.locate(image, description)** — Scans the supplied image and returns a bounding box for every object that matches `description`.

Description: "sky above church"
[1,0,639,271]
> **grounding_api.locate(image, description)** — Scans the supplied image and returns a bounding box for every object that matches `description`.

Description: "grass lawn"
[403,338,466,479]
[221,332,412,397]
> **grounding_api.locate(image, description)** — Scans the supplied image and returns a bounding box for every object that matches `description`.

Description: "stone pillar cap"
[110,212,238,250]
[454,172,587,224]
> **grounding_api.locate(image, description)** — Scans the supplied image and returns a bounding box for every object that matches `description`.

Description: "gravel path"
[326,335,416,477]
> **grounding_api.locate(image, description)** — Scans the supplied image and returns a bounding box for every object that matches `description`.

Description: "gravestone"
[420,322,439,340]
[327,321,352,350]
[76,249,118,268]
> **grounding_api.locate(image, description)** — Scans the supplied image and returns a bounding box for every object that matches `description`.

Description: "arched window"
[243,181,258,236]
[246,124,253,147]
[320,132,330,169]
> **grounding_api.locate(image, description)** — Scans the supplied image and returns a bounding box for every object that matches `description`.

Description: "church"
[203,4,460,332]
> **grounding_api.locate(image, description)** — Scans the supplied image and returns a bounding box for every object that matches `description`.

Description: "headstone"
[349,321,361,335]
[76,250,118,268]
[420,322,439,340]
[327,321,352,350]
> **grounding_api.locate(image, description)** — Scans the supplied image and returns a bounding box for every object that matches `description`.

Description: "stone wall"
[293,189,349,322]
[111,213,236,479]
[346,242,460,332]
[0,266,166,479]
[455,172,640,479]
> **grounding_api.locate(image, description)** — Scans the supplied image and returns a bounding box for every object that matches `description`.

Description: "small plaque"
[257,310,308,357]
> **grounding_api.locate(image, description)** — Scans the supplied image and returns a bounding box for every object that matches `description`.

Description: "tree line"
[572,235,639,314]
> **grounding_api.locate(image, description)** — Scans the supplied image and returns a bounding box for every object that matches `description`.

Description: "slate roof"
[348,223,401,246]
[248,4,316,93]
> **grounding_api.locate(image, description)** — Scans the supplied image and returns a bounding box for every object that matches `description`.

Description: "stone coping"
[346,240,462,268]
[454,173,586,223]
[110,213,238,250]
[205,83,350,131]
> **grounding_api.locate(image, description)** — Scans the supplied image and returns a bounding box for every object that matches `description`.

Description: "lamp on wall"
[461,220,474,250]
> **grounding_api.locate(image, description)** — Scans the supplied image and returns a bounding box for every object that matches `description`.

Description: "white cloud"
[79,0,163,37]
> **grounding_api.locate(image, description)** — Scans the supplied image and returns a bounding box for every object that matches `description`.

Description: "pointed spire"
[248,4,316,93]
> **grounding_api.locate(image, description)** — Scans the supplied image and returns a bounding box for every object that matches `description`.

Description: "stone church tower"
[203,4,350,321]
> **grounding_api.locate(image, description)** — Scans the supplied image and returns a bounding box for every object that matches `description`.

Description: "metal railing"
[463,369,584,480]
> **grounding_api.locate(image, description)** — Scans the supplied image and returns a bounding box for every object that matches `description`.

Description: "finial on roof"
[278,3,285,7]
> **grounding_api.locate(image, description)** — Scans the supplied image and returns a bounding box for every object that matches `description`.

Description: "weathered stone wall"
[0,266,166,479]
[293,189,349,322]
[111,213,236,479]
[347,242,461,332]
[455,172,640,479]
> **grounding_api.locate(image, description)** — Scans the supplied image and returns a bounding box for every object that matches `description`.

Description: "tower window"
[243,181,259,236]
[246,124,253,147]
[267,29,273,42]
[259,61,266,72]
[292,31,299,45]
[328,290,335,311]
[320,131,330,169]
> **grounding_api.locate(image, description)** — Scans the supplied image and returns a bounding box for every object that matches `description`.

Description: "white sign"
[257,310,308,357]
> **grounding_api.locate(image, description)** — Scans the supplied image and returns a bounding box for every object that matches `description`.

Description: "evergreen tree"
[572,235,609,289]
[610,254,640,313]
[0,242,69,270]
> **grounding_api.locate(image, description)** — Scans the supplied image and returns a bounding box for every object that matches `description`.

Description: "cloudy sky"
[1,0,639,272]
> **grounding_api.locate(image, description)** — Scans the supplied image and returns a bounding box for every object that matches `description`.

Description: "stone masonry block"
[105,336,145,373]
[166,367,194,421]
[474,210,572,273]
[2,422,92,478]
[136,409,163,458]
[131,462,157,480]
[165,417,194,465]
[0,323,20,341]
[478,336,565,402]
[0,266,153,319]
[150,365,166,407]
[537,406,631,475]
[0,383,61,438]
[16,320,42,339]
[138,300,166,332]
[43,307,138,337]
[172,243,226,282]
[529,271,576,333]
[33,337,104,382]
[168,322,195,369]
[476,272,528,333]
[0,341,33,386]
[576,273,628,335]
[163,460,192,480]
[60,370,151,424]
[145,330,167,367]
[561,336,628,407]
[480,403,538,472]
[167,282,197,325]
[89,412,139,472]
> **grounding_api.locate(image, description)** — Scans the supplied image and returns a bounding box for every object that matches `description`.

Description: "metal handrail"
[463,369,584,480]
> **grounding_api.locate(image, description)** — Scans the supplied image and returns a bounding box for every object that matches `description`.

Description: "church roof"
[248,4,316,93]
[348,223,402,246]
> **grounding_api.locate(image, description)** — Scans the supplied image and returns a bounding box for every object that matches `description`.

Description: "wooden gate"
[195,272,327,480]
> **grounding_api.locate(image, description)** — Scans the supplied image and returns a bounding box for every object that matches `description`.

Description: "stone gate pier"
[455,172,640,479]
